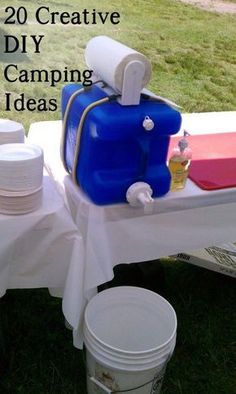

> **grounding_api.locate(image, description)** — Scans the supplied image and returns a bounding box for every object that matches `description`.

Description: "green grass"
[0,289,86,393]
[0,0,236,131]
[0,261,235,393]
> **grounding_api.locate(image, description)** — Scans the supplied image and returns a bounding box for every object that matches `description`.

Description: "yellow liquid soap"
[169,154,191,191]
[168,132,192,191]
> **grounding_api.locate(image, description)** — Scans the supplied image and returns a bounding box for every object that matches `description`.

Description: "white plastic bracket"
[119,60,145,106]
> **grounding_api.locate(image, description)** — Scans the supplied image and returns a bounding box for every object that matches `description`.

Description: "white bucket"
[83,286,177,394]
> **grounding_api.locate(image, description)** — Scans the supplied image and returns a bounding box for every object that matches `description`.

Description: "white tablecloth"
[28,111,236,347]
[0,170,88,348]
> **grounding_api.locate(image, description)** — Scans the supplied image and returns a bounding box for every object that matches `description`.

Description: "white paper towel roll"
[85,36,152,93]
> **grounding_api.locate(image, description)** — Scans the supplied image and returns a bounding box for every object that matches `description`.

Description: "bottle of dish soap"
[168,131,192,191]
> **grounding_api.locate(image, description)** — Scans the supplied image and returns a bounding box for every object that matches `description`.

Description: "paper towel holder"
[120,60,145,105]
[85,36,151,106]
[91,59,146,106]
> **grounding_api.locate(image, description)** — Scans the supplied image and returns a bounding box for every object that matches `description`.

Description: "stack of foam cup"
[0,143,44,215]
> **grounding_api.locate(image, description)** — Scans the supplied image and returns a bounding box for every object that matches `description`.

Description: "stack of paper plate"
[0,119,25,144]
[0,143,44,215]
[0,188,43,215]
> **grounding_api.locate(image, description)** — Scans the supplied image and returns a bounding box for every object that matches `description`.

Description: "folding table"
[29,111,236,348]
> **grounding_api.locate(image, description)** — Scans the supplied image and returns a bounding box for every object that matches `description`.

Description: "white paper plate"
[0,187,43,215]
[0,143,42,162]
[0,185,42,197]
[0,119,25,144]
[0,143,44,191]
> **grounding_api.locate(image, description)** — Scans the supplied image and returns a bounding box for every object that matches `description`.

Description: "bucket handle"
[88,364,167,393]
[90,376,113,393]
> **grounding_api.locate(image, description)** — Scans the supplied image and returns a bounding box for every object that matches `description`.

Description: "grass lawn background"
[0,0,235,130]
[0,0,236,393]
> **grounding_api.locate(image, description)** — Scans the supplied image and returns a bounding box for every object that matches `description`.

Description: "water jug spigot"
[126,182,154,214]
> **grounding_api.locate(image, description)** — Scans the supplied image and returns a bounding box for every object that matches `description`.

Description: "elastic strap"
[60,86,86,172]
[61,80,105,173]
[72,96,110,186]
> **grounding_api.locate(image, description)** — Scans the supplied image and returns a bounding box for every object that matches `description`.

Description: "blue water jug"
[61,83,181,205]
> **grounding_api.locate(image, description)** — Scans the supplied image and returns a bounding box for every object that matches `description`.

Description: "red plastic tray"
[168,133,236,190]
